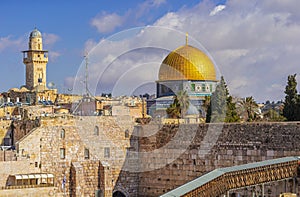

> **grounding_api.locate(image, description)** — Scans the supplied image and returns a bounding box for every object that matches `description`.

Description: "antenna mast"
[84,53,89,96]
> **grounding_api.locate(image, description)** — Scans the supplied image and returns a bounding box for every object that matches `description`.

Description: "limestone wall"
[0,120,12,145]
[0,187,58,197]
[14,115,135,196]
[0,160,39,187]
[117,122,300,196]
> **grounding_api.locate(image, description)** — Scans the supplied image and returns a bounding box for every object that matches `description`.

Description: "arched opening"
[60,129,65,139]
[113,191,126,197]
[94,126,99,136]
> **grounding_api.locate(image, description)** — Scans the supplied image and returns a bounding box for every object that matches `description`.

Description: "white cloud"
[91,0,167,33]
[0,36,24,52]
[152,0,166,6]
[149,0,300,102]
[209,5,226,16]
[154,12,183,29]
[91,12,124,33]
[43,33,60,45]
[83,39,98,55]
[49,51,61,62]
[78,0,300,101]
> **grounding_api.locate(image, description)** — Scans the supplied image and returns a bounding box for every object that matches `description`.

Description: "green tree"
[206,76,227,122]
[225,96,240,122]
[176,90,190,118]
[283,74,299,121]
[263,109,286,122]
[166,96,180,119]
[237,96,259,122]
[166,90,190,119]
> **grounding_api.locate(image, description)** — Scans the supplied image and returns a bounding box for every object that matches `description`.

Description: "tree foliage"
[206,76,239,123]
[225,95,240,122]
[263,109,286,122]
[237,96,260,122]
[166,96,181,119]
[283,74,300,121]
[166,90,190,119]
[176,90,190,118]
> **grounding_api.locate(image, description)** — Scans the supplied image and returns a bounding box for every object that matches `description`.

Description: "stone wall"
[0,187,58,197]
[13,115,135,196]
[5,115,300,197]
[0,119,12,145]
[12,119,40,145]
[70,160,102,196]
[115,122,300,197]
[0,160,39,187]
[0,151,16,161]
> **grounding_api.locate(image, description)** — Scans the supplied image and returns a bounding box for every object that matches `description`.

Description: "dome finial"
[185,32,188,45]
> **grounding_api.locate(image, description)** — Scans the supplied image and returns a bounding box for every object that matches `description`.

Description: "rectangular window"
[84,148,89,159]
[210,84,213,92]
[202,84,206,92]
[104,147,110,158]
[190,84,195,91]
[60,148,65,159]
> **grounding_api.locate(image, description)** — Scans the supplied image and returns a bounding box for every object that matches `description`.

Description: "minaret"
[22,28,48,91]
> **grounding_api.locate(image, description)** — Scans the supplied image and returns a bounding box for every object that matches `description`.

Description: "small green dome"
[30,28,42,38]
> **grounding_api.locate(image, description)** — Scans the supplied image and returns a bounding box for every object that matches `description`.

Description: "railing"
[162,157,300,197]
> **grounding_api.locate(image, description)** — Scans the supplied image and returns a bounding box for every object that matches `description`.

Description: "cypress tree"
[283,74,299,121]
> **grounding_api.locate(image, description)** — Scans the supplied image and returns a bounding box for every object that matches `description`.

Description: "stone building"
[22,28,48,91]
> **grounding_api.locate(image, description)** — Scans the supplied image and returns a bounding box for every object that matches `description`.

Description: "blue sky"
[0,0,206,91]
[0,0,299,102]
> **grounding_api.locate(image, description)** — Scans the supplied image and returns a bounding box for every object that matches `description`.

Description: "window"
[190,83,195,91]
[60,148,65,159]
[60,129,65,139]
[210,84,213,92]
[84,148,89,159]
[104,147,110,158]
[125,129,129,138]
[94,126,99,136]
[202,84,206,92]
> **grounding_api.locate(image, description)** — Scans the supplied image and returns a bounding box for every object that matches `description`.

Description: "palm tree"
[176,90,190,118]
[237,96,259,122]
[166,96,181,119]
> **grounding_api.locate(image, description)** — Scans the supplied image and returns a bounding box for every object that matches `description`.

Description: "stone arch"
[113,191,126,197]
[113,185,129,197]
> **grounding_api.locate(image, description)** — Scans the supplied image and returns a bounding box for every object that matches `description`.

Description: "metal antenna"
[84,53,89,96]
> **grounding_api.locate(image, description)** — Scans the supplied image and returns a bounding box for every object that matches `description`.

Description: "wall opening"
[113,191,126,197]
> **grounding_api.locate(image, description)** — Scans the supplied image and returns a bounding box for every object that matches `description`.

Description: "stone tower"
[22,28,48,91]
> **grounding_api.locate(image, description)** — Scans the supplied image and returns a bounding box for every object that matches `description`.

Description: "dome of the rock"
[158,45,216,81]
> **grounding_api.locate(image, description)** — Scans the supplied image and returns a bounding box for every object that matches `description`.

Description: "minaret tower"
[22,28,48,91]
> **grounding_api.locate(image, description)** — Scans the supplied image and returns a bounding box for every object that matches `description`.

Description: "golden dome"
[159,45,216,81]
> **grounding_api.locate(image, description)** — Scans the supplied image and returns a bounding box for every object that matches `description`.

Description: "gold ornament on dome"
[158,43,217,81]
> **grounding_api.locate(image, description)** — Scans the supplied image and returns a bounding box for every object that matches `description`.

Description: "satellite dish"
[48,82,55,89]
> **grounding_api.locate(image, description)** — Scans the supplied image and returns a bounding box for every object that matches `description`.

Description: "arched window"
[94,126,99,136]
[60,129,65,139]
[125,129,129,138]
